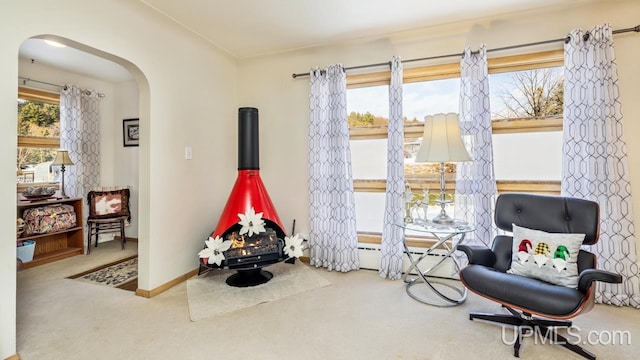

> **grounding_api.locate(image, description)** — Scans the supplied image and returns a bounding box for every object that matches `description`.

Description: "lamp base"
[59,166,69,199]
[431,161,455,225]
[431,212,455,225]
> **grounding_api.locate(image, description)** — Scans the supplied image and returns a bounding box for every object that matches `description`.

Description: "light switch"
[185,146,192,160]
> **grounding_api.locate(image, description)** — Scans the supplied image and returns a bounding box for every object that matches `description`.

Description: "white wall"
[0,1,238,358]
[236,0,640,271]
[114,80,141,237]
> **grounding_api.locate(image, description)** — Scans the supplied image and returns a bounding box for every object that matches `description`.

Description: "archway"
[14,33,150,350]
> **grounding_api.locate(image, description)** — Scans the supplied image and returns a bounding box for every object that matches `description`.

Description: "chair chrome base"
[469,306,595,359]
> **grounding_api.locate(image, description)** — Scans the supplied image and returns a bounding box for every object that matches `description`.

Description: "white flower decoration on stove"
[284,233,304,258]
[198,236,232,266]
[238,207,266,237]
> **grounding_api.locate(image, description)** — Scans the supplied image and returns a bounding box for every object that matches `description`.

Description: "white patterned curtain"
[308,65,360,272]
[562,24,640,307]
[379,56,405,280]
[60,85,102,242]
[454,45,498,268]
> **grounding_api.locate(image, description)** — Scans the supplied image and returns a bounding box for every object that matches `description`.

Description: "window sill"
[358,232,449,249]
[354,179,560,195]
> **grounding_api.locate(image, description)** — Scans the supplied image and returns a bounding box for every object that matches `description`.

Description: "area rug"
[187,261,331,321]
[67,255,138,291]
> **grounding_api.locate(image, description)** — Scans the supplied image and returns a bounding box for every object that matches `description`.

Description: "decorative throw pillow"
[507,224,585,288]
[87,189,130,220]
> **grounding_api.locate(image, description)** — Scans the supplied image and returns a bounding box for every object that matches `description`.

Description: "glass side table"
[397,220,475,307]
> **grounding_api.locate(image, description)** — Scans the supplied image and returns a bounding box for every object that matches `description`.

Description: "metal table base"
[400,222,473,306]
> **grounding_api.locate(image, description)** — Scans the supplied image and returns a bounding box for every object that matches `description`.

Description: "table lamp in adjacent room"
[52,149,74,198]
[414,113,471,225]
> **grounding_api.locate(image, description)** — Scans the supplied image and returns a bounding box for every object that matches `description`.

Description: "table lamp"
[414,113,471,224]
[51,149,74,198]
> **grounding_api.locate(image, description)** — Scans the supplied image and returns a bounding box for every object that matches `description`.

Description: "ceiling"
[19,39,133,83]
[141,0,584,58]
[19,0,591,83]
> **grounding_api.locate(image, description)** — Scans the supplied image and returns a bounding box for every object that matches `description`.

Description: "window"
[489,66,563,183]
[17,87,61,187]
[348,50,564,237]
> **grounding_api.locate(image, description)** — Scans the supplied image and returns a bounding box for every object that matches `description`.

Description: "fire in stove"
[224,227,282,266]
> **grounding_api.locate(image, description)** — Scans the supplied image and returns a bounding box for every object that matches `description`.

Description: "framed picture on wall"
[123,118,139,147]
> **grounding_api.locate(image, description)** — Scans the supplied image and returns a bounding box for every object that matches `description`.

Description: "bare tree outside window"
[492,68,563,119]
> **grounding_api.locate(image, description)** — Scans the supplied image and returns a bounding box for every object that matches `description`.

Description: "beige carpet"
[15,241,640,359]
[187,261,331,321]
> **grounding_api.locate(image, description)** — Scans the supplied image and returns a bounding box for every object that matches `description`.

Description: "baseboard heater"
[358,243,457,279]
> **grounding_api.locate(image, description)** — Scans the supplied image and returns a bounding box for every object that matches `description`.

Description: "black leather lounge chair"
[458,193,622,359]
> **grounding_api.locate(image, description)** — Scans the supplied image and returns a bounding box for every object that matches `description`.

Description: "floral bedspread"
[23,204,77,235]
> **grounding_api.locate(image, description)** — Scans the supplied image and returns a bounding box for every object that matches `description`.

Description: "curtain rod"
[18,76,106,97]
[291,24,640,79]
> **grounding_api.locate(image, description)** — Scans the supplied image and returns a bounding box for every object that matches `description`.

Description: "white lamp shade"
[415,113,471,163]
[51,150,74,166]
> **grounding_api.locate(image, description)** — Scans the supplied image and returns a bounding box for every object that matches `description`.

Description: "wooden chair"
[86,187,131,255]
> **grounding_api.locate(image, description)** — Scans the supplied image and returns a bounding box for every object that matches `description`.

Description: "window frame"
[17,87,61,191]
[348,50,564,247]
